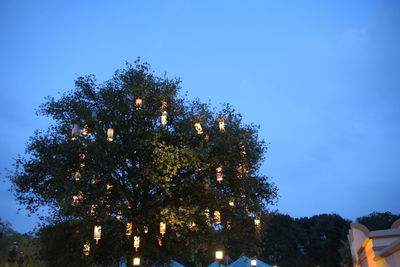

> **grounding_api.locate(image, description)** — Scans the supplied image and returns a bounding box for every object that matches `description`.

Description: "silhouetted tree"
[356,212,400,231]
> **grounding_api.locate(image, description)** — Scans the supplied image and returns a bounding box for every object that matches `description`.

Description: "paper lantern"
[215,250,223,260]
[214,211,221,225]
[71,124,79,140]
[90,205,97,216]
[116,211,122,220]
[161,111,168,126]
[107,128,114,142]
[143,226,149,234]
[194,122,203,134]
[126,222,132,236]
[135,98,143,109]
[106,184,113,193]
[74,172,80,181]
[133,257,141,266]
[251,258,257,267]
[83,242,90,256]
[218,119,225,132]
[134,236,140,252]
[216,167,223,183]
[204,209,211,226]
[254,216,261,228]
[160,222,166,237]
[94,225,101,244]
[229,199,235,207]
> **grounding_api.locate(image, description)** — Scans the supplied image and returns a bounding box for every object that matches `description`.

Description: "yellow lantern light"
[74,172,80,181]
[107,128,114,142]
[83,242,90,256]
[216,167,223,183]
[214,211,221,225]
[194,122,203,134]
[215,250,223,261]
[116,211,122,220]
[254,216,261,228]
[71,124,79,140]
[72,195,79,206]
[219,119,225,132]
[160,222,166,237]
[135,98,143,109]
[106,184,113,193]
[126,222,132,236]
[90,205,97,216]
[134,236,140,252]
[94,225,101,244]
[251,257,257,267]
[204,209,211,226]
[143,226,149,234]
[229,199,235,207]
[133,257,141,266]
[161,111,168,126]
[157,236,162,246]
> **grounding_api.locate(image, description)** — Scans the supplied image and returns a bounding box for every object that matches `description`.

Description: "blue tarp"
[208,261,226,267]
[228,256,272,267]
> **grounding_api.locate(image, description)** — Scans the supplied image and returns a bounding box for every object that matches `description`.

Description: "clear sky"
[1,0,399,233]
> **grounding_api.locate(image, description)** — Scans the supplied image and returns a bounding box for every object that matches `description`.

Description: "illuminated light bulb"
[107,128,114,142]
[219,119,225,132]
[194,122,203,134]
[134,236,140,251]
[216,167,223,183]
[161,111,167,126]
[126,222,132,236]
[214,211,221,225]
[133,257,140,266]
[160,222,166,237]
[82,125,90,136]
[135,98,143,109]
[254,216,261,228]
[229,199,235,207]
[143,226,149,234]
[94,225,101,244]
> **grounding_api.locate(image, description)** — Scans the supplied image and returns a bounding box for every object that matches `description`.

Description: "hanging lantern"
[79,153,86,160]
[161,111,168,126]
[74,172,80,181]
[80,162,85,169]
[82,125,90,136]
[116,211,122,220]
[94,225,101,244]
[160,222,166,237]
[106,184,113,194]
[188,222,196,229]
[218,119,225,132]
[254,216,261,228]
[157,236,163,246]
[107,128,114,142]
[214,211,221,225]
[126,222,132,236]
[134,236,140,252]
[229,199,235,207]
[72,192,83,206]
[105,204,111,216]
[204,209,211,226]
[83,242,90,256]
[71,124,80,140]
[194,122,203,134]
[143,226,149,234]
[216,167,223,183]
[135,98,143,109]
[133,257,141,266]
[90,205,97,216]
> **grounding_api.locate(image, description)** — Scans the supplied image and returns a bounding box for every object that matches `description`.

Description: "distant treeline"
[0,211,398,267]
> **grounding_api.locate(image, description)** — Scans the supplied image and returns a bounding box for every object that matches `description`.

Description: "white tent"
[208,261,226,267]
[228,256,272,267]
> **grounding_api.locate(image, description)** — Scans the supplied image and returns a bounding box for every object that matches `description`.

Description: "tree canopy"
[9,60,277,266]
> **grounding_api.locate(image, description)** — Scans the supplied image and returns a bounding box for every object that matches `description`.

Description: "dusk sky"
[1,1,399,233]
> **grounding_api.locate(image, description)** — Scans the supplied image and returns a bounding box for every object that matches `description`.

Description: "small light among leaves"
[194,122,203,134]
[83,242,90,256]
[133,257,141,266]
[82,125,90,136]
[161,111,168,126]
[126,222,132,236]
[219,119,225,132]
[74,172,80,181]
[160,222,166,237]
[143,226,149,234]
[216,167,223,183]
[214,211,221,225]
[135,98,143,109]
[229,199,235,207]
[254,216,261,228]
[90,205,97,216]
[94,225,101,244]
[107,128,114,142]
[134,236,140,252]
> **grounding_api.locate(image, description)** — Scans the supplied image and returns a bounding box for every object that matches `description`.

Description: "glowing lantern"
[216,167,223,183]
[254,216,261,228]
[133,257,141,266]
[106,184,113,194]
[134,236,140,251]
[107,128,114,142]
[71,124,79,140]
[189,222,196,229]
[116,211,122,220]
[82,125,90,136]
[135,98,143,109]
[83,242,90,256]
[215,250,223,261]
[80,162,85,169]
[251,257,257,267]
[204,209,211,226]
[214,211,221,225]
[161,111,167,126]
[126,222,132,236]
[94,225,101,244]
[160,222,166,237]
[194,122,203,134]
[157,236,162,246]
[90,205,97,216]
[229,199,235,207]
[219,119,225,132]
[72,192,83,206]
[74,172,80,181]
[143,226,149,234]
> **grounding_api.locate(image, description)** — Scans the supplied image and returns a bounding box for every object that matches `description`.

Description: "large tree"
[10,60,277,266]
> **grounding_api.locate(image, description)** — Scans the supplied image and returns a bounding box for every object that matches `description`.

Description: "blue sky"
[1,0,399,233]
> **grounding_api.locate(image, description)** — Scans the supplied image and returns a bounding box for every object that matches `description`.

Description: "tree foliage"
[9,60,277,266]
[356,212,400,231]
